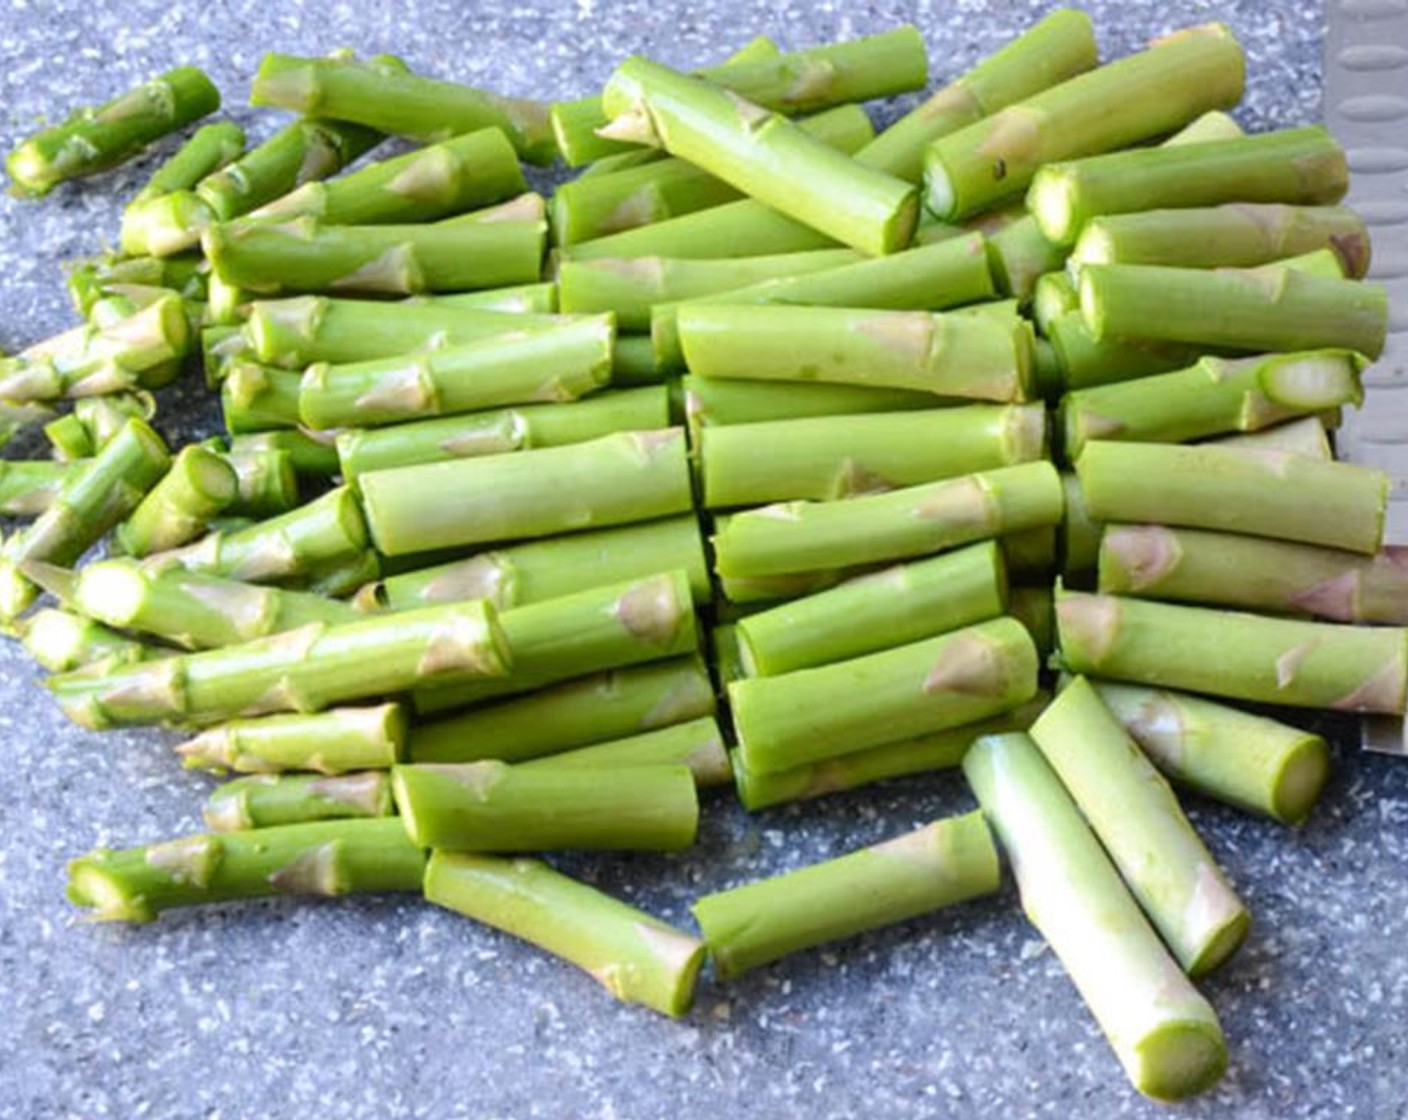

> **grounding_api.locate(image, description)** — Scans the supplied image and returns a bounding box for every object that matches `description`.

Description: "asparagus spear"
[49,391,158,462]
[392,761,698,851]
[424,851,705,1018]
[731,616,1038,774]
[1060,349,1366,460]
[227,430,340,478]
[304,549,382,600]
[1046,311,1204,390]
[177,703,406,775]
[683,375,942,436]
[1076,441,1387,555]
[711,460,1062,579]
[0,460,79,515]
[118,122,246,254]
[985,216,1067,303]
[1208,415,1334,459]
[114,445,239,558]
[251,52,556,164]
[20,608,148,673]
[1059,473,1101,585]
[923,27,1246,219]
[963,733,1227,1101]
[67,818,425,924]
[204,771,394,831]
[219,361,304,433]
[67,253,206,316]
[1030,677,1250,975]
[336,386,668,479]
[521,716,730,788]
[1055,590,1408,714]
[218,449,300,518]
[360,429,692,556]
[1033,272,1078,336]
[561,198,840,262]
[7,67,220,197]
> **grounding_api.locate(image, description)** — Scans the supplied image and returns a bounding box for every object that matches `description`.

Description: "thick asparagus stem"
[219,361,304,432]
[177,703,406,774]
[360,428,692,556]
[683,375,942,436]
[561,198,840,262]
[1075,441,1387,555]
[1033,272,1078,336]
[1046,311,1204,390]
[520,716,730,787]
[119,122,246,254]
[218,449,300,518]
[1030,677,1250,975]
[424,851,705,1017]
[52,392,158,463]
[1055,590,1408,714]
[67,818,425,924]
[392,761,698,851]
[21,608,148,673]
[985,217,1067,303]
[1059,473,1101,584]
[963,733,1227,1101]
[204,771,395,831]
[67,252,206,315]
[114,445,239,557]
[730,616,1038,774]
[923,27,1245,219]
[227,430,341,478]
[7,67,220,197]
[1209,415,1334,459]
[0,460,79,515]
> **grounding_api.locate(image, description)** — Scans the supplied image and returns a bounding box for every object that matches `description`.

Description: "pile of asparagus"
[1,8,1396,1103]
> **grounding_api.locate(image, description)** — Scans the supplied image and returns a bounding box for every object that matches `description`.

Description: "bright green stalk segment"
[298,316,613,430]
[411,569,699,715]
[1209,415,1334,460]
[44,415,96,462]
[177,703,406,775]
[963,732,1227,1102]
[731,696,1045,810]
[0,460,79,515]
[653,232,997,369]
[1055,590,1408,714]
[203,217,546,297]
[683,375,943,437]
[1070,204,1370,274]
[1170,110,1245,144]
[72,556,359,651]
[407,656,714,764]
[227,430,341,477]
[64,392,158,460]
[985,218,1067,303]
[221,361,305,433]
[68,252,205,315]
[1075,441,1387,555]
[251,52,554,164]
[427,283,557,313]
[679,303,1031,402]
[303,549,381,599]
[1031,677,1250,976]
[392,761,698,851]
[48,597,510,730]
[1033,272,1078,336]
[21,608,148,673]
[205,271,250,326]
[923,27,1246,219]
[119,122,246,254]
[66,818,425,924]
[1082,678,1329,827]
[521,716,731,788]
[115,445,239,557]
[1060,349,1367,461]
[1030,127,1348,246]
[1099,524,1408,626]
[360,428,692,557]
[562,197,840,262]
[364,515,709,613]
[204,771,395,831]
[551,106,873,246]
[1046,311,1204,391]
[424,851,705,1018]
[702,403,1046,508]
[600,57,918,256]
[730,616,1038,775]
[7,67,220,197]
[712,460,1062,579]
[736,541,1007,677]
[693,812,998,979]
[219,449,300,518]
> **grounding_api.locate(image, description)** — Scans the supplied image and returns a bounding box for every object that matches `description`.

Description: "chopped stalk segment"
[521,716,731,788]
[204,771,395,831]
[177,703,407,775]
[115,445,239,557]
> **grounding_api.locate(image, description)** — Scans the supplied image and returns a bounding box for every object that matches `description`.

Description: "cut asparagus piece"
[360,429,692,556]
[119,122,246,254]
[220,361,304,432]
[115,444,239,557]
[227,430,341,478]
[730,616,1038,774]
[21,608,148,673]
[520,716,730,788]
[694,812,998,978]
[1046,311,1204,390]
[1208,415,1334,460]
[684,375,943,435]
[1076,441,1387,555]
[424,851,705,1018]
[561,197,840,262]
[712,460,1062,579]
[7,67,220,197]
[1031,677,1249,975]
[1033,272,1078,336]
[177,703,406,775]
[218,449,299,518]
[1055,590,1408,714]
[392,761,698,851]
[204,771,395,831]
[923,27,1245,219]
[0,460,79,515]
[963,733,1227,1101]
[67,252,206,315]
[56,391,159,462]
[67,818,425,924]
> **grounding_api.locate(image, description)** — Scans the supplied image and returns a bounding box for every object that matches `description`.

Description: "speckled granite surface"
[4,3,1404,1118]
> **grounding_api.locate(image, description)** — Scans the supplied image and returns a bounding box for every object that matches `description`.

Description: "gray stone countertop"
[4,3,1403,1118]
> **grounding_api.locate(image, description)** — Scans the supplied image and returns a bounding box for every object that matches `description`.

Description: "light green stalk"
[115,445,239,557]
[204,771,395,831]
[20,608,148,673]
[683,375,943,437]
[176,703,406,775]
[521,716,730,788]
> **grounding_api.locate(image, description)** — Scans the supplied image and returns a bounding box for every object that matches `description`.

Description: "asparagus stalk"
[923,27,1246,219]
[0,460,79,515]
[7,67,220,197]
[177,703,406,775]
[67,252,206,316]
[1031,677,1250,975]
[204,217,546,297]
[360,428,692,556]
[52,391,158,462]
[1061,349,1366,460]
[701,403,1045,507]
[227,430,341,477]
[1033,272,1078,336]
[683,375,942,436]
[1055,589,1408,713]
[118,122,245,253]
[730,616,1038,774]
[426,283,557,313]
[218,449,299,518]
[520,716,730,788]
[297,316,613,430]
[1059,473,1101,585]
[336,386,668,479]
[1208,415,1334,460]
[424,851,705,1018]
[43,415,92,462]
[392,761,698,851]
[963,733,1227,1101]
[251,51,555,164]
[114,445,239,558]
[67,818,425,924]
[984,216,1067,303]
[21,608,148,673]
[204,771,394,831]
[560,197,840,262]
[1046,311,1205,391]
[219,362,301,434]
[1076,441,1387,555]
[712,460,1062,579]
